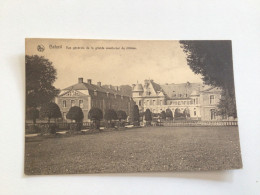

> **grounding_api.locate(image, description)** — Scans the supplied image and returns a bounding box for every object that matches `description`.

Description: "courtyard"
[24,126,242,175]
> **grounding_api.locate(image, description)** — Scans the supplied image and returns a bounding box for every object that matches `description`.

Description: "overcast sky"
[26,39,203,89]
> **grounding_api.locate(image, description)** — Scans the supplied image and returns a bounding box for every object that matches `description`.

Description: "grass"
[24,126,242,175]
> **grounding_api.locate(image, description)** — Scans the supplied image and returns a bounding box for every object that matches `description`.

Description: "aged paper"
[25,39,242,175]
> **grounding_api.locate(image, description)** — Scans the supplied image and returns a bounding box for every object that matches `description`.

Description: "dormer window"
[94,90,97,96]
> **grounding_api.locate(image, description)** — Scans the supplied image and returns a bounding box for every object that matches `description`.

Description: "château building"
[56,78,135,122]
[132,79,223,121]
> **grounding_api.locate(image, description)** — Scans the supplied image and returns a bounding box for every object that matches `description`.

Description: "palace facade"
[132,79,223,121]
[56,78,135,122]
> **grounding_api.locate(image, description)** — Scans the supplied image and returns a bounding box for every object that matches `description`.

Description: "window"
[194,108,197,116]
[139,100,142,106]
[183,101,186,105]
[62,100,66,108]
[160,100,163,105]
[71,100,75,107]
[178,101,181,105]
[196,98,198,104]
[210,95,215,104]
[63,112,66,119]
[153,100,156,105]
[79,100,83,108]
[211,109,216,120]
[94,90,97,96]
[170,101,172,105]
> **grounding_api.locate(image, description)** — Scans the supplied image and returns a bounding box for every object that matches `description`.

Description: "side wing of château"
[132,79,224,121]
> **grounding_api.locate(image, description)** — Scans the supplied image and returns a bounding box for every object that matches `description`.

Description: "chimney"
[109,85,112,89]
[87,79,92,84]
[78,77,83,83]
[97,82,101,87]
[116,86,119,91]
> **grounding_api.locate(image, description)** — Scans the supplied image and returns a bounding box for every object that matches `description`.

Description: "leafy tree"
[133,105,140,123]
[26,55,60,108]
[40,102,61,123]
[217,89,237,118]
[183,108,190,118]
[144,109,152,121]
[117,110,127,121]
[174,108,181,118]
[66,106,84,122]
[26,107,39,124]
[88,107,103,129]
[166,108,173,120]
[104,109,118,122]
[161,111,166,120]
[66,106,84,131]
[179,41,237,118]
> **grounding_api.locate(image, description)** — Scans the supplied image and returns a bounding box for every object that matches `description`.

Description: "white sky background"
[26,39,203,89]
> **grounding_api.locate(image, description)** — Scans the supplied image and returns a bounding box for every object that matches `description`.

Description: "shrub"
[133,105,140,125]
[25,124,41,134]
[166,109,173,120]
[88,107,103,129]
[144,109,152,122]
[66,106,84,131]
[26,107,39,124]
[104,109,118,121]
[174,108,182,118]
[161,111,166,120]
[66,106,84,122]
[40,102,62,123]
[117,110,127,121]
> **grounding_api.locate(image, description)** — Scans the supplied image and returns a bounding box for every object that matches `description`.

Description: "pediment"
[60,89,88,97]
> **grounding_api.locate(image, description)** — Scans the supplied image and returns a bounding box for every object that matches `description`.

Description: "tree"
[174,108,181,118]
[179,41,237,118]
[66,106,84,131]
[133,105,140,123]
[88,107,103,129]
[217,88,237,118]
[183,108,190,118]
[104,109,118,122]
[26,55,60,108]
[26,107,39,124]
[166,108,173,120]
[117,110,127,121]
[66,106,84,122]
[144,109,152,122]
[40,102,62,123]
[161,111,166,120]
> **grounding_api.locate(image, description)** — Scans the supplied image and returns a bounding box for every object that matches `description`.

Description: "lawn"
[24,126,242,175]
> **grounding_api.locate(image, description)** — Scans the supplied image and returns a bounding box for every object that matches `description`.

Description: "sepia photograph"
[25,38,242,175]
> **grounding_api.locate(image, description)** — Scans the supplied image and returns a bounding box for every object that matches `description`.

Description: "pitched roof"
[63,82,130,97]
[160,83,201,99]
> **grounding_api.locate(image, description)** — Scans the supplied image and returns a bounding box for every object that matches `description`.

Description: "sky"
[26,39,203,89]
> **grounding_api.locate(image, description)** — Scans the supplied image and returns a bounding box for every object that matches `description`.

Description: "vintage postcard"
[25,38,242,175]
